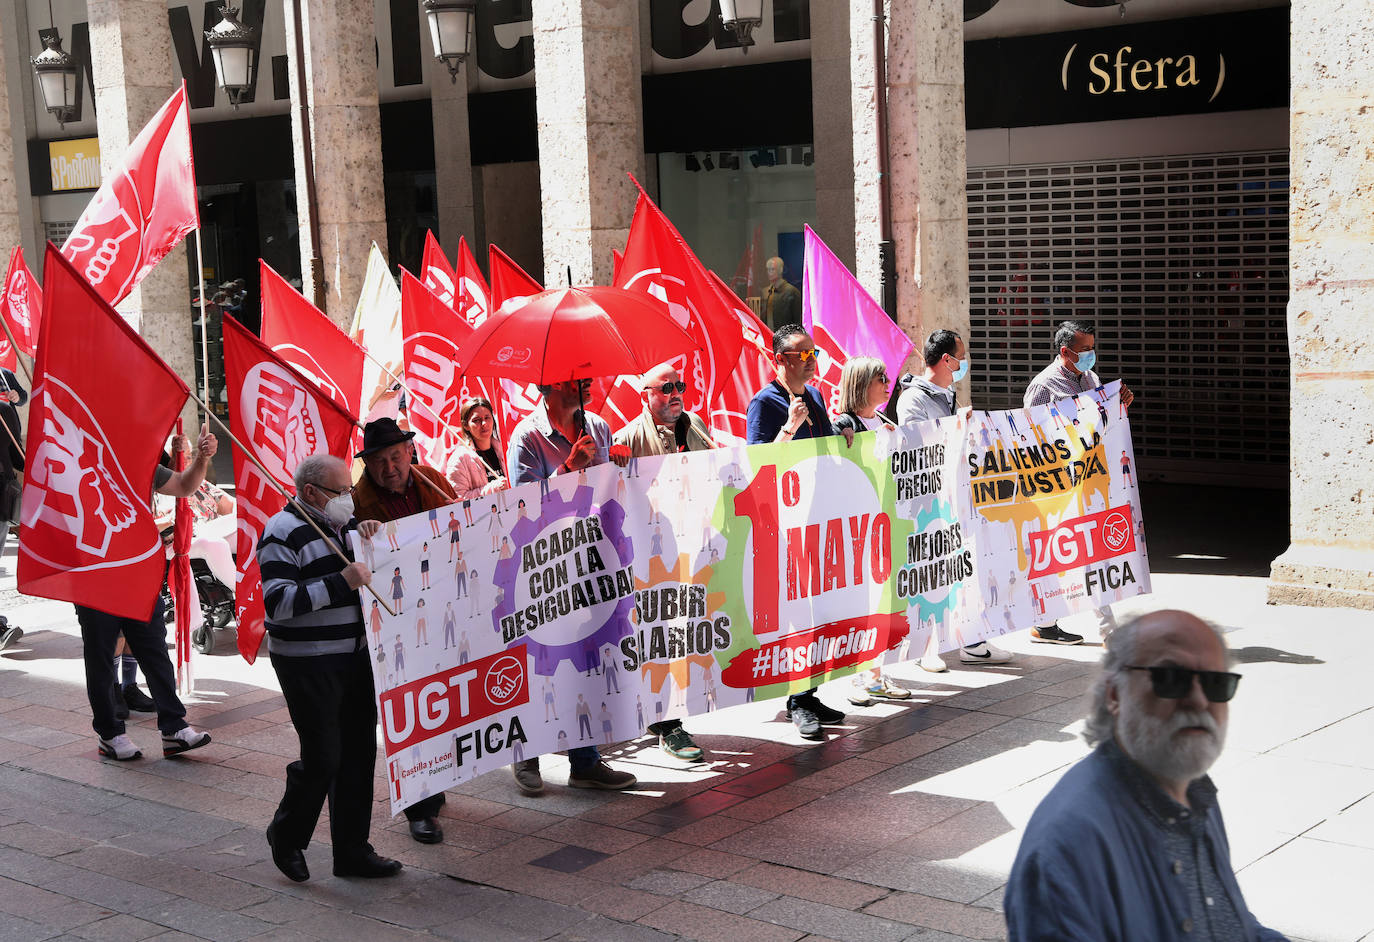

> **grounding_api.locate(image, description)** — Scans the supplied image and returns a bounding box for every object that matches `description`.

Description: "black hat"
[355,417,415,458]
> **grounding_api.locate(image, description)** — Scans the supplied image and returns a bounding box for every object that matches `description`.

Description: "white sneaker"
[98,734,142,761]
[960,641,1013,664]
[162,726,211,757]
[919,652,948,673]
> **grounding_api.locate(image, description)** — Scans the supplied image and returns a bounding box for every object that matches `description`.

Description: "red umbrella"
[459,286,698,385]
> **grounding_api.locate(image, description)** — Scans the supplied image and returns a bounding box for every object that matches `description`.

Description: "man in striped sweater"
[258,454,401,883]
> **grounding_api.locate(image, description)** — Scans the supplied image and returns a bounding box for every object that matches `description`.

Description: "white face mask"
[323,493,354,527]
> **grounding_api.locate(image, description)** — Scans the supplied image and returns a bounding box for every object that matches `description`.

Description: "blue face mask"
[951,357,970,383]
[1073,349,1096,373]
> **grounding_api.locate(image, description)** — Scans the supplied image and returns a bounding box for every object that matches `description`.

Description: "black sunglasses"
[655,381,687,395]
[1124,666,1241,703]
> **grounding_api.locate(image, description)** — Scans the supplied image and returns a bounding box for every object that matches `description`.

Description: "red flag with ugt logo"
[400,269,498,470]
[260,260,366,420]
[704,270,774,446]
[17,245,188,619]
[223,315,357,662]
[422,233,493,332]
[0,246,42,369]
[601,186,746,432]
[59,84,197,309]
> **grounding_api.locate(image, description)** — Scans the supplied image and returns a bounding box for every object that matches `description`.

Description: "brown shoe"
[567,760,637,790]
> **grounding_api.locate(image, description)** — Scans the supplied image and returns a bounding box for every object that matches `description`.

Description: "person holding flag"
[78,424,217,761]
[259,454,402,883]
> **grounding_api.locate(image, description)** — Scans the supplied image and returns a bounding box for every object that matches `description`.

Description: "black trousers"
[75,601,187,739]
[404,791,445,822]
[270,650,377,861]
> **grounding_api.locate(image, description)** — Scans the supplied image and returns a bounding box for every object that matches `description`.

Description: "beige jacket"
[614,405,714,457]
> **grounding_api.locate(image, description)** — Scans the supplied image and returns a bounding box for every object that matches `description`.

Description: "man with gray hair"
[1004,610,1286,940]
[1023,319,1135,645]
[259,454,402,883]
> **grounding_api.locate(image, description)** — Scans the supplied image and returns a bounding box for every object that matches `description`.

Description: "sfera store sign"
[965,7,1288,129]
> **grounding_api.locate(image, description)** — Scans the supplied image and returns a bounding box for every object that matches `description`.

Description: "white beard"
[1117,701,1226,786]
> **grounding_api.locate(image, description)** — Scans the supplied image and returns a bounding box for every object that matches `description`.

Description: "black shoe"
[112,681,129,721]
[333,850,403,878]
[792,692,845,725]
[266,827,309,883]
[408,817,443,844]
[0,622,22,651]
[122,684,156,713]
[1030,623,1084,645]
[787,705,822,740]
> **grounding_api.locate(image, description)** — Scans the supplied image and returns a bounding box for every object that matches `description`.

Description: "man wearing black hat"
[352,417,459,844]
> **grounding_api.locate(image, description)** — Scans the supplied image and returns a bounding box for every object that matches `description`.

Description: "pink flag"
[801,225,914,415]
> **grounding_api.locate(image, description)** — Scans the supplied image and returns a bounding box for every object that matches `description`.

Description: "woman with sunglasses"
[446,397,510,500]
[832,356,897,437]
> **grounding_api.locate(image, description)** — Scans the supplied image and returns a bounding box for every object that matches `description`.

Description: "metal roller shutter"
[966,150,1289,486]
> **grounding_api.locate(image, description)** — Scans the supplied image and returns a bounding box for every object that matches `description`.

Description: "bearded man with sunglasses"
[614,362,714,761]
[1005,610,1285,941]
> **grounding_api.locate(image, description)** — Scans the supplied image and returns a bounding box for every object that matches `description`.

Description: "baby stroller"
[159,527,237,655]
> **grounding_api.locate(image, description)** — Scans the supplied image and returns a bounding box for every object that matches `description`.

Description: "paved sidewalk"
[1,530,1372,940]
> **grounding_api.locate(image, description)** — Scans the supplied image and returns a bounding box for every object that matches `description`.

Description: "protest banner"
[355,389,1147,814]
[960,381,1150,632]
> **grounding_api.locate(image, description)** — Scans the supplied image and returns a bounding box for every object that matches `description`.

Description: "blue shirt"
[506,402,613,485]
[1005,740,1286,942]
[746,381,834,445]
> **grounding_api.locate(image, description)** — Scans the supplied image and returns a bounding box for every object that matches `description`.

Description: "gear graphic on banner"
[488,484,636,677]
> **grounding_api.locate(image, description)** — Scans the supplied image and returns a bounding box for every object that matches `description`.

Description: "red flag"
[455,236,492,327]
[488,244,543,312]
[483,245,545,442]
[704,270,775,445]
[611,248,624,285]
[0,247,42,369]
[260,260,366,419]
[730,224,764,298]
[603,185,746,431]
[420,230,459,308]
[422,232,493,330]
[60,84,198,308]
[223,315,357,662]
[400,269,496,470]
[168,418,195,688]
[17,244,188,619]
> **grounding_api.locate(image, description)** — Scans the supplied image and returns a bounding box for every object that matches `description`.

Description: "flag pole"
[193,229,212,427]
[0,314,34,387]
[185,387,397,617]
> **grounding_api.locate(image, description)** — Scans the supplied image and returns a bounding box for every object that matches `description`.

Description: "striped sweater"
[257,502,365,668]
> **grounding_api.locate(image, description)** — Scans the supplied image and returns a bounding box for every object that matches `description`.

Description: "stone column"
[531,0,643,288]
[284,0,388,325]
[1267,0,1374,609]
[811,0,855,272]
[86,0,195,425]
[0,8,22,255]
[855,0,969,373]
[850,0,884,304]
[427,52,479,259]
